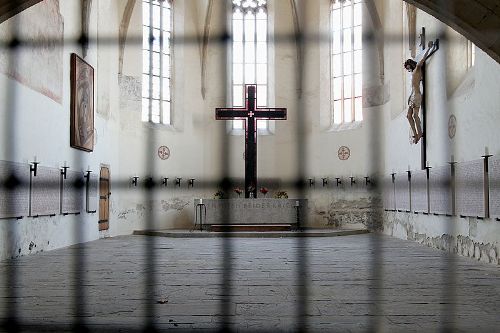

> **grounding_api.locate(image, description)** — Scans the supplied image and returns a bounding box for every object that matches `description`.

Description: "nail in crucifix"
[216,85,287,198]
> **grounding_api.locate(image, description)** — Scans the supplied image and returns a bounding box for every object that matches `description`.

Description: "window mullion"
[340,2,345,124]
[159,1,164,124]
[351,3,355,122]
[148,2,154,123]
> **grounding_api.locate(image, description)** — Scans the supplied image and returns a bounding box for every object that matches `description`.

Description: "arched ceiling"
[0,0,499,63]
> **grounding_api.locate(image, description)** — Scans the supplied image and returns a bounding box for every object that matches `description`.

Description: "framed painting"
[70,53,94,152]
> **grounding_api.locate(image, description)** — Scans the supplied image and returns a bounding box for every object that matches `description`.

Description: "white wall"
[115,0,380,232]
[0,0,122,260]
[380,3,500,264]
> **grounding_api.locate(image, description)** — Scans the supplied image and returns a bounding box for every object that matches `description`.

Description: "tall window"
[232,0,268,130]
[331,0,362,125]
[142,0,172,124]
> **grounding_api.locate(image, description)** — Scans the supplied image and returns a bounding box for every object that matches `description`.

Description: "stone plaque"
[382,176,395,211]
[61,170,84,214]
[395,173,410,212]
[411,169,428,213]
[488,158,500,219]
[196,199,307,226]
[86,173,98,213]
[429,166,453,215]
[31,166,60,217]
[455,159,485,218]
[0,161,30,219]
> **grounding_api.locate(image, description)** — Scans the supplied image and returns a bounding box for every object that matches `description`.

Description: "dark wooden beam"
[0,0,42,24]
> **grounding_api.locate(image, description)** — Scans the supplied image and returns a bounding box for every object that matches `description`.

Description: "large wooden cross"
[216,85,287,198]
[418,27,439,169]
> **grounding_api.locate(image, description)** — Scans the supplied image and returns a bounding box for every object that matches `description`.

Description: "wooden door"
[99,166,110,231]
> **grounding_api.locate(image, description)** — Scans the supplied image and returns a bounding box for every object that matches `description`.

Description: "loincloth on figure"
[408,93,422,109]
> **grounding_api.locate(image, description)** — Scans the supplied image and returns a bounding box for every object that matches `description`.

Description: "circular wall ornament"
[158,146,170,160]
[448,114,457,139]
[338,146,350,160]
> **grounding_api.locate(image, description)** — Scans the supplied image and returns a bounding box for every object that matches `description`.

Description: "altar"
[194,198,308,230]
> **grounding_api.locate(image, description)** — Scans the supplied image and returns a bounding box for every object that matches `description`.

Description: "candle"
[485,146,489,155]
[64,161,67,167]
[200,198,203,205]
[33,155,37,163]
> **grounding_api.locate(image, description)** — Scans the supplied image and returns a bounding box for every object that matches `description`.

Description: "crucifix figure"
[404,39,437,145]
[216,85,287,198]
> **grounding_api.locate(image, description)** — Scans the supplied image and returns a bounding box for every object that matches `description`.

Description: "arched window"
[331,0,362,125]
[142,0,173,124]
[232,0,268,131]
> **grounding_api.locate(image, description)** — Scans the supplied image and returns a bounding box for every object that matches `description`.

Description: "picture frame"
[70,53,94,152]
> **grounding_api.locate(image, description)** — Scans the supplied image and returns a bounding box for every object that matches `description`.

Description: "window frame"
[230,0,270,134]
[330,0,363,128]
[142,0,173,126]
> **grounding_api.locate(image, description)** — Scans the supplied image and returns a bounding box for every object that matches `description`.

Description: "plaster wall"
[0,0,122,260]
[381,4,500,264]
[116,0,379,232]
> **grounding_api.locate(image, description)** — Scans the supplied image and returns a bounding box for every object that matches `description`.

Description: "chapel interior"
[0,0,499,331]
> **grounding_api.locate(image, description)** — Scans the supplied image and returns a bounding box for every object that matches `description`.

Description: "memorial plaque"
[61,170,85,214]
[429,165,453,215]
[411,169,428,213]
[0,161,30,219]
[197,199,307,226]
[86,173,98,213]
[30,166,60,217]
[382,176,395,211]
[455,159,485,218]
[488,158,500,219]
[395,173,410,212]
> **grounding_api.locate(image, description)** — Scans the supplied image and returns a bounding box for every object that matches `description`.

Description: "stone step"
[209,224,292,232]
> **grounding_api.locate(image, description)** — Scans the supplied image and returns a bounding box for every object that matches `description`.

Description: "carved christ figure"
[404,41,435,144]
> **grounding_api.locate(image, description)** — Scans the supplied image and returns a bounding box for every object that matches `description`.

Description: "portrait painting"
[70,53,94,152]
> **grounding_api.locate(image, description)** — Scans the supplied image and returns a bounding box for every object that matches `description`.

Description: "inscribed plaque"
[411,169,428,213]
[31,166,60,217]
[382,176,395,211]
[455,159,485,218]
[488,159,500,219]
[0,161,30,219]
[61,170,84,214]
[86,173,98,213]
[429,165,453,215]
[395,173,410,212]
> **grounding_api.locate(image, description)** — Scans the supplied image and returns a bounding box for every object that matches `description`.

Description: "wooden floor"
[0,234,499,332]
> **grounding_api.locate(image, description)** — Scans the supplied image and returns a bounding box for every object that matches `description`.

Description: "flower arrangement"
[259,187,269,197]
[214,190,226,199]
[234,187,243,197]
[274,190,288,199]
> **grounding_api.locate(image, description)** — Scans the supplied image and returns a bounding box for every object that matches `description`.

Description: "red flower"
[259,187,268,194]
[234,187,243,195]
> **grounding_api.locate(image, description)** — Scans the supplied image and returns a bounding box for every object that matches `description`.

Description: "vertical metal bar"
[365,0,383,330]
[2,11,20,333]
[73,2,89,330]
[219,1,232,330]
[295,1,308,330]
[143,0,157,330]
[437,0,457,330]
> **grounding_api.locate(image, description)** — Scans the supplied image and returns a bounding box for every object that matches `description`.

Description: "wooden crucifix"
[404,27,439,169]
[215,85,287,198]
